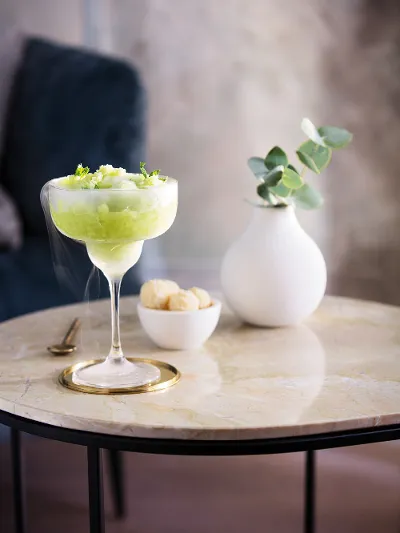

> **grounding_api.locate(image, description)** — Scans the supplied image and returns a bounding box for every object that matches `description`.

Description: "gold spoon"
[47,318,81,356]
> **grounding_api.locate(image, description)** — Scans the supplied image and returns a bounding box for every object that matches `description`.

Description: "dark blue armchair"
[0,37,146,320]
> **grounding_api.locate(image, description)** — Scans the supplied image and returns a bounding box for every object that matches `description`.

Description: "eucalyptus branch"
[247,118,352,210]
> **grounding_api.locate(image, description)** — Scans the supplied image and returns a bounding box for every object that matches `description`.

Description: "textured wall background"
[108,0,400,300]
[108,0,331,286]
[2,0,399,300]
[0,0,82,45]
[322,0,400,304]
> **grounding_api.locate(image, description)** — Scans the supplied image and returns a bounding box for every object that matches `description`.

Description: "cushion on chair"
[0,37,146,236]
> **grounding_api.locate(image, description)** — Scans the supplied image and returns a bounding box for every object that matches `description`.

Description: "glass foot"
[72,358,161,389]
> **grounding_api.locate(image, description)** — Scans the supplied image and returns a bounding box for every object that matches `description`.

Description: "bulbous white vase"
[221,206,327,327]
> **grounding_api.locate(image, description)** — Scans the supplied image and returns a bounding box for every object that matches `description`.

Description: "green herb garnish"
[74,163,90,179]
[66,163,167,190]
[140,162,166,183]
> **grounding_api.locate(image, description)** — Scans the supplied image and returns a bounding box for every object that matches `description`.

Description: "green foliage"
[263,166,284,187]
[301,118,326,147]
[257,181,275,203]
[247,118,352,210]
[248,157,266,177]
[287,164,299,174]
[269,182,291,198]
[264,146,288,170]
[292,183,324,210]
[282,167,302,189]
[296,140,332,174]
[318,126,353,149]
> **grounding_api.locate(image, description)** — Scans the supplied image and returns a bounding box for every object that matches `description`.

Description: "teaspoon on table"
[47,318,81,356]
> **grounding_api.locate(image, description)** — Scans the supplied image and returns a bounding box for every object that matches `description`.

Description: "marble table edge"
[1,398,400,441]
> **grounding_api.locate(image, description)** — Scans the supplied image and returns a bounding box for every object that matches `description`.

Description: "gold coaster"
[59,357,180,395]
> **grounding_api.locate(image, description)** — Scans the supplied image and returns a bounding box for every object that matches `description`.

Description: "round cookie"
[189,287,211,309]
[140,279,180,309]
[168,289,200,311]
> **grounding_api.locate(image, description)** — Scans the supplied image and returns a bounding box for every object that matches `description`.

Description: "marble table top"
[0,296,399,441]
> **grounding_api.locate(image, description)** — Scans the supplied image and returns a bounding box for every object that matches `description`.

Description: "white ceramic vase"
[221,206,327,327]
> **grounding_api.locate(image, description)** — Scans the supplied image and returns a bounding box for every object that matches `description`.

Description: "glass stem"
[107,277,124,362]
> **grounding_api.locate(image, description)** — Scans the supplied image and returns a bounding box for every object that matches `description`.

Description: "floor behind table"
[0,435,399,532]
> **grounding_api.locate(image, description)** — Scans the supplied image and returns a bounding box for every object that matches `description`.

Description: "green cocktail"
[41,164,178,390]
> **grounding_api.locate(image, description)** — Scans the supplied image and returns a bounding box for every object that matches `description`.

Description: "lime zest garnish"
[74,163,90,179]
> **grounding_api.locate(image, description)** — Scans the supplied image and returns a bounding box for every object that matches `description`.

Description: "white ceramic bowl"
[137,299,222,350]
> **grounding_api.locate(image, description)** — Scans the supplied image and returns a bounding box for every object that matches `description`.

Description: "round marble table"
[1,296,400,533]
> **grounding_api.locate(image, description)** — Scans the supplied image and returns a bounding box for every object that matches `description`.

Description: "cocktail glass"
[41,176,177,390]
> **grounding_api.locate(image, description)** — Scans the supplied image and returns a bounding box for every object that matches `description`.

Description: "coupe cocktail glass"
[41,176,177,390]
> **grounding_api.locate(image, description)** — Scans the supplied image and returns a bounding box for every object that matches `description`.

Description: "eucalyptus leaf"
[296,140,332,174]
[264,146,288,170]
[257,181,274,203]
[288,164,299,174]
[293,183,324,210]
[318,126,353,149]
[301,118,326,147]
[261,166,284,187]
[296,150,318,173]
[270,182,291,198]
[248,156,266,177]
[282,167,303,189]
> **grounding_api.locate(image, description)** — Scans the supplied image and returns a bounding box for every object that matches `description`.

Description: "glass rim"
[47,175,177,192]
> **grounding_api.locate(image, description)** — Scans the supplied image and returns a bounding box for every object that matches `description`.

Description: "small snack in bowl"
[140,279,179,310]
[168,289,200,311]
[189,287,212,309]
[137,280,220,349]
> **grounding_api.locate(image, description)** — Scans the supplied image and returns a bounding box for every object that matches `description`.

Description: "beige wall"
[322,0,400,304]
[2,0,398,300]
[0,0,83,45]
[108,0,332,287]
[108,0,400,301]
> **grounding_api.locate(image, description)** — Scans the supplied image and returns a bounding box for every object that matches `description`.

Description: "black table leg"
[11,428,26,533]
[304,449,316,533]
[107,450,125,518]
[87,446,105,533]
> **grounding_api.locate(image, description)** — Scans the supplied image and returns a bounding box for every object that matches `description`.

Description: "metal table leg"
[107,449,125,518]
[87,446,105,533]
[304,449,316,533]
[11,428,26,533]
